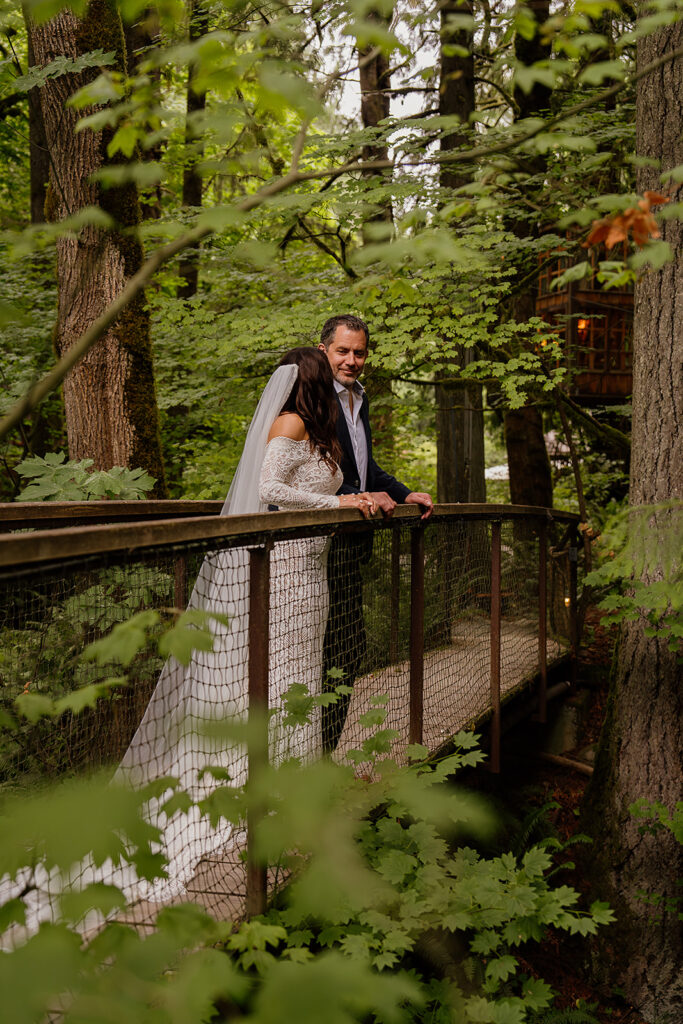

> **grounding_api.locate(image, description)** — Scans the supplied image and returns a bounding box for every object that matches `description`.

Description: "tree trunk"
[177,0,208,298]
[581,22,682,1020]
[503,0,553,510]
[25,22,49,224]
[357,5,395,457]
[124,7,163,220]
[358,5,393,236]
[30,1,167,494]
[504,405,552,508]
[435,1,485,504]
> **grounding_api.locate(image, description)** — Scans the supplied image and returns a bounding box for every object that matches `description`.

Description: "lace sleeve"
[259,437,341,511]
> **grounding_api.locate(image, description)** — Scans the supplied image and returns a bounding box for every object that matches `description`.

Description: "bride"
[112,348,375,900]
[0,349,376,937]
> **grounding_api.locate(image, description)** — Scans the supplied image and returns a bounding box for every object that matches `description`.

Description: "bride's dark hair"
[278,347,342,470]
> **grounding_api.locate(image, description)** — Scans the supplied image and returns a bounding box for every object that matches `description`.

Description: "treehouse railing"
[0,503,580,921]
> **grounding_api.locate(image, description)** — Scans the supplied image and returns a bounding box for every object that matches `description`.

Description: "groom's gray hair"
[320,314,370,349]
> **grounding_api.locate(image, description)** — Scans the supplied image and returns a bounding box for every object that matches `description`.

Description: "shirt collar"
[334,379,365,399]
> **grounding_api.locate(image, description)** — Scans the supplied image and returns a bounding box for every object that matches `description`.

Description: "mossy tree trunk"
[503,0,553,510]
[29,0,167,495]
[581,21,682,1020]
[178,0,208,298]
[435,0,485,504]
[24,18,49,225]
[124,7,163,220]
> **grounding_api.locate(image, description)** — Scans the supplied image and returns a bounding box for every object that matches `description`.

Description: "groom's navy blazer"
[335,392,411,503]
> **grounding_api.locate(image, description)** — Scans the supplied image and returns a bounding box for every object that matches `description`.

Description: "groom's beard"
[334,370,360,387]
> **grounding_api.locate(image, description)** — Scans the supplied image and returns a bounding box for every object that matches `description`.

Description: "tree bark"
[358,5,393,236]
[504,406,553,508]
[357,5,395,457]
[503,0,553,510]
[435,1,485,504]
[124,7,163,220]
[30,0,167,494]
[25,21,50,224]
[582,22,683,1020]
[177,0,208,298]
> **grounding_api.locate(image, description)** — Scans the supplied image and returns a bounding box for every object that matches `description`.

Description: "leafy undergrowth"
[492,609,647,1024]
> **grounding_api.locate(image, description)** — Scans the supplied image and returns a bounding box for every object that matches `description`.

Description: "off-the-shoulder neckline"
[266,435,311,445]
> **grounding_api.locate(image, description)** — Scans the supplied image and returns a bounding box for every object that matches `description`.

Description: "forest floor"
[478,608,648,1024]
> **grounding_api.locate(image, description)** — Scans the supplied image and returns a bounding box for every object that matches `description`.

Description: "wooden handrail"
[0,500,223,531]
[0,504,579,570]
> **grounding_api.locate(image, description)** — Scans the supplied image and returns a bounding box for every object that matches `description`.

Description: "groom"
[319,314,433,751]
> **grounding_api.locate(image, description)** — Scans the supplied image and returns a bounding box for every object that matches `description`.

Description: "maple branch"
[0,167,304,443]
[2,43,680,443]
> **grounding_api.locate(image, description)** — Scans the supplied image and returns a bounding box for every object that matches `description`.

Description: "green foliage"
[628,799,683,922]
[584,502,683,651]
[83,606,229,668]
[1,0,667,505]
[552,449,629,526]
[0,724,615,1022]
[0,585,616,1021]
[630,799,683,845]
[15,452,156,501]
[0,2,679,1011]
[11,49,116,92]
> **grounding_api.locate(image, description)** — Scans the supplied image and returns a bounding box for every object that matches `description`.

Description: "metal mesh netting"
[0,513,574,932]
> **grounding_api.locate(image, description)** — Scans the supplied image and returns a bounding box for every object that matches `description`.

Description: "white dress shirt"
[334,379,368,491]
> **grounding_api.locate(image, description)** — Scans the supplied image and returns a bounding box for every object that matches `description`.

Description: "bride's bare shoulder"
[268,413,308,442]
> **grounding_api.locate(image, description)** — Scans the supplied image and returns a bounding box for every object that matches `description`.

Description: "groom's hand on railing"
[369,491,397,517]
[405,492,434,520]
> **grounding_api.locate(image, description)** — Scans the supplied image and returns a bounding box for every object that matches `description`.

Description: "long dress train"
[0,437,343,937]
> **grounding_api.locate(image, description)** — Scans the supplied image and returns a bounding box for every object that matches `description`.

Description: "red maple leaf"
[584,191,669,250]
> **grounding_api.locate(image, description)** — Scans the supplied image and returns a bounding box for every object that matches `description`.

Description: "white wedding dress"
[113,436,343,902]
[0,372,345,938]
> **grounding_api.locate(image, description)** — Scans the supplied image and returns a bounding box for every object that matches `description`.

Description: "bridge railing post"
[409,524,425,747]
[569,525,579,689]
[390,526,400,664]
[246,541,272,917]
[174,554,188,611]
[490,520,502,773]
[537,519,548,723]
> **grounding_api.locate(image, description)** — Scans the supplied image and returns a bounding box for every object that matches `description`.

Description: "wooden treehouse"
[536,252,633,403]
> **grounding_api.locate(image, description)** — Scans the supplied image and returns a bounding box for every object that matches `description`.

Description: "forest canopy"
[2,0,676,513]
[0,1,681,1021]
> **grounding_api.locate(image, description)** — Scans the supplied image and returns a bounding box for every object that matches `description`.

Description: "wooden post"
[490,520,502,773]
[569,527,579,688]
[409,526,425,746]
[537,520,548,723]
[174,554,188,611]
[390,527,400,663]
[246,542,271,917]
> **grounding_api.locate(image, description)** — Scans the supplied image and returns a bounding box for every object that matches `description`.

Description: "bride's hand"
[339,492,376,518]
